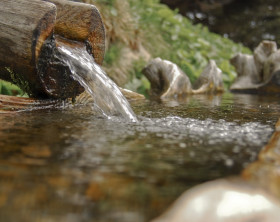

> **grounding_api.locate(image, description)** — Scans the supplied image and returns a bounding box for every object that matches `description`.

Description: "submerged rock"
[230,40,280,94]
[142,58,223,99]
[152,179,280,222]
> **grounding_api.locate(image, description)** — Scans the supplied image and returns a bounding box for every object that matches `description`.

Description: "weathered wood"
[45,0,105,65]
[0,0,106,99]
[0,94,65,113]
[0,0,57,97]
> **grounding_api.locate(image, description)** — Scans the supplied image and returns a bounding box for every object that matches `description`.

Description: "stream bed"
[0,93,279,222]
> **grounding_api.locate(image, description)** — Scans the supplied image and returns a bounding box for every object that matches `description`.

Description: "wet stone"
[152,179,280,222]
[142,57,192,99]
[230,40,280,94]
[192,60,224,94]
[142,58,224,99]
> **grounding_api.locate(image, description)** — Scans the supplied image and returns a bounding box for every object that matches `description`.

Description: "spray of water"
[57,42,137,122]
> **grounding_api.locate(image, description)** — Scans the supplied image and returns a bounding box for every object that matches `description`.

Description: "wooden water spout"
[45,0,105,66]
[0,0,105,99]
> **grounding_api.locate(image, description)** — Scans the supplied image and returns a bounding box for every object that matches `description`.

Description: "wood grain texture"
[0,0,106,99]
[0,0,56,95]
[0,94,65,113]
[46,0,105,65]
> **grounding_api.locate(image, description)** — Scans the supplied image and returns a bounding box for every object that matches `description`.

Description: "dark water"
[0,93,279,222]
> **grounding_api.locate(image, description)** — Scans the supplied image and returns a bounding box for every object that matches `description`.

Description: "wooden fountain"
[0,0,105,112]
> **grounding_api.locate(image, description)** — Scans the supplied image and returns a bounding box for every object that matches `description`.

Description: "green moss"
[1,0,252,97]
[128,0,251,88]
[104,43,123,66]
[0,79,28,97]
[0,67,29,97]
[125,59,150,97]
[95,0,251,91]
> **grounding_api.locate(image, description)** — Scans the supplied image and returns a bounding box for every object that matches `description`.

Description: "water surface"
[0,93,279,222]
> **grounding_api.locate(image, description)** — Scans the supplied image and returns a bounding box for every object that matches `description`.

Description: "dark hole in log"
[37,36,84,99]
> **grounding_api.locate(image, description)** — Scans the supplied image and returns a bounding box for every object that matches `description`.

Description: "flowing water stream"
[57,41,137,122]
[0,92,279,222]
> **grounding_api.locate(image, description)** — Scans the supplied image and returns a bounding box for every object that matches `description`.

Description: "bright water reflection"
[152,179,280,222]
[0,93,279,222]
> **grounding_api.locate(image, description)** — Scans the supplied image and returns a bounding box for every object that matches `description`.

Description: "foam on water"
[136,116,273,147]
[57,43,137,122]
[1,93,279,222]
[62,113,273,171]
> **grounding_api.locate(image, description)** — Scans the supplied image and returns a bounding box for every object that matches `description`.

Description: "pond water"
[0,93,279,222]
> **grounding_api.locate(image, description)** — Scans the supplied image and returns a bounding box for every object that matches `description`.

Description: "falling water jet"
[0,0,137,121]
[56,39,138,122]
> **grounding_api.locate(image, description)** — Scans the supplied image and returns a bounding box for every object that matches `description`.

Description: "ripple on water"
[61,114,273,178]
[0,93,279,222]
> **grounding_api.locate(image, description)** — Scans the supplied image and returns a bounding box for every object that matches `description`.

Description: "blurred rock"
[242,163,280,199]
[254,41,277,79]
[119,88,146,101]
[259,119,280,163]
[142,58,224,99]
[263,50,280,83]
[230,40,280,94]
[193,60,224,94]
[142,58,192,99]
[152,179,280,222]
[242,119,280,198]
[230,53,258,87]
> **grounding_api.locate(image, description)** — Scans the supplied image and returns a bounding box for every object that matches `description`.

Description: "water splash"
[57,42,137,122]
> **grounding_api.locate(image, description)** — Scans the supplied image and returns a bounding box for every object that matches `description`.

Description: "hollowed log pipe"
[45,0,105,66]
[0,0,105,99]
